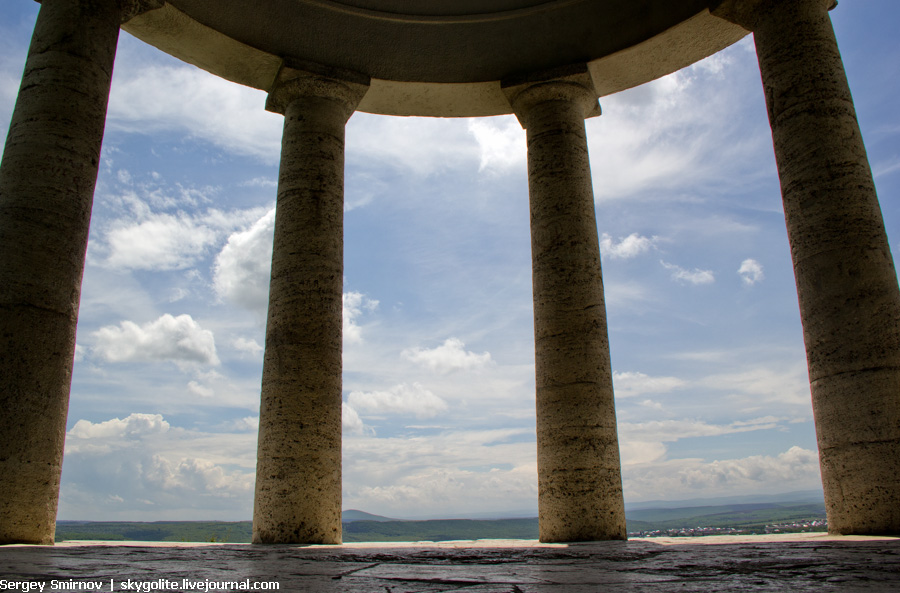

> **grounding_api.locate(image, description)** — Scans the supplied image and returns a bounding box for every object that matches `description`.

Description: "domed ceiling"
[124,0,748,116]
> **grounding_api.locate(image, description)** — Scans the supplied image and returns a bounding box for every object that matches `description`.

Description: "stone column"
[503,67,627,542]
[0,0,159,545]
[253,65,368,545]
[713,0,900,535]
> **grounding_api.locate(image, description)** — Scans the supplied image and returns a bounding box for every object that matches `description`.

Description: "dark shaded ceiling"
[166,0,716,83]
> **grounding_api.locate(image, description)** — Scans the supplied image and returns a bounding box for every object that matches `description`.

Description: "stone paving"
[2,534,900,592]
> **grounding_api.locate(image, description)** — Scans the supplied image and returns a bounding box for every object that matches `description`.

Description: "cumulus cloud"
[600,233,657,259]
[613,371,686,398]
[348,383,448,419]
[738,258,765,285]
[343,292,379,345]
[623,447,822,501]
[342,428,539,517]
[104,211,218,270]
[402,338,493,374]
[342,403,367,435]
[678,446,819,487]
[144,455,253,497]
[348,464,538,517]
[213,208,275,312]
[93,313,220,368]
[60,413,257,519]
[232,337,263,356]
[467,116,526,173]
[214,213,378,341]
[661,260,715,285]
[68,413,170,440]
[98,185,270,272]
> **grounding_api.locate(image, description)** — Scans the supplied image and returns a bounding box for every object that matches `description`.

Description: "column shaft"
[721,0,900,534]
[0,0,122,544]
[507,76,626,542]
[253,70,366,544]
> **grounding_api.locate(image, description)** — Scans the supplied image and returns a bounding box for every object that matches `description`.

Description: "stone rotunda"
[1,0,899,545]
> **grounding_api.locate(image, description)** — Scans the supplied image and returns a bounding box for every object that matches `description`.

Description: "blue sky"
[2,1,899,521]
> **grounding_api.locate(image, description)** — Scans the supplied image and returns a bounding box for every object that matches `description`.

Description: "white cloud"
[343,428,539,518]
[613,371,686,398]
[241,177,277,188]
[342,403,367,435]
[467,116,526,173]
[587,39,770,202]
[187,380,215,398]
[68,413,170,440]
[213,209,275,312]
[619,418,781,446]
[661,260,715,285]
[108,61,283,162]
[229,416,259,432]
[104,210,219,270]
[738,258,765,285]
[232,337,263,356]
[623,447,821,501]
[617,416,794,470]
[343,291,379,345]
[93,313,220,367]
[619,440,669,466]
[348,113,478,177]
[699,364,812,409]
[60,413,258,519]
[402,338,493,374]
[348,463,538,518]
[348,383,448,419]
[144,455,253,498]
[682,446,819,486]
[600,233,657,259]
[97,182,270,272]
[214,214,378,340]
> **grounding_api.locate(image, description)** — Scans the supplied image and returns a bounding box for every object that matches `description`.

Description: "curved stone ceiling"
[123,0,748,116]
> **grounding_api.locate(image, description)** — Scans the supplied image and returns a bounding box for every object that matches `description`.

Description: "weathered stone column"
[253,65,368,545]
[713,0,900,535]
[503,67,626,542]
[0,0,159,545]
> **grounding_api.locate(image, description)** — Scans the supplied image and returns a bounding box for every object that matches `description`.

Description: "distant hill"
[342,509,397,522]
[54,520,252,543]
[54,499,828,543]
[625,502,826,534]
[625,490,825,511]
[342,518,538,542]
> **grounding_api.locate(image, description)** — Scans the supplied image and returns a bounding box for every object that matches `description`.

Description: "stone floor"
[2,534,900,592]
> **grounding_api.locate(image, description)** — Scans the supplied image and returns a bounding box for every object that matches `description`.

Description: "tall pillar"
[253,65,368,544]
[503,67,626,542]
[0,0,160,545]
[713,0,900,534]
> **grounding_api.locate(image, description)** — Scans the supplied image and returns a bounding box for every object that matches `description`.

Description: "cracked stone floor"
[2,534,900,592]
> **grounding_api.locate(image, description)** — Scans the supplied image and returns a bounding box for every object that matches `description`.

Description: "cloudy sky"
[2,2,899,521]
